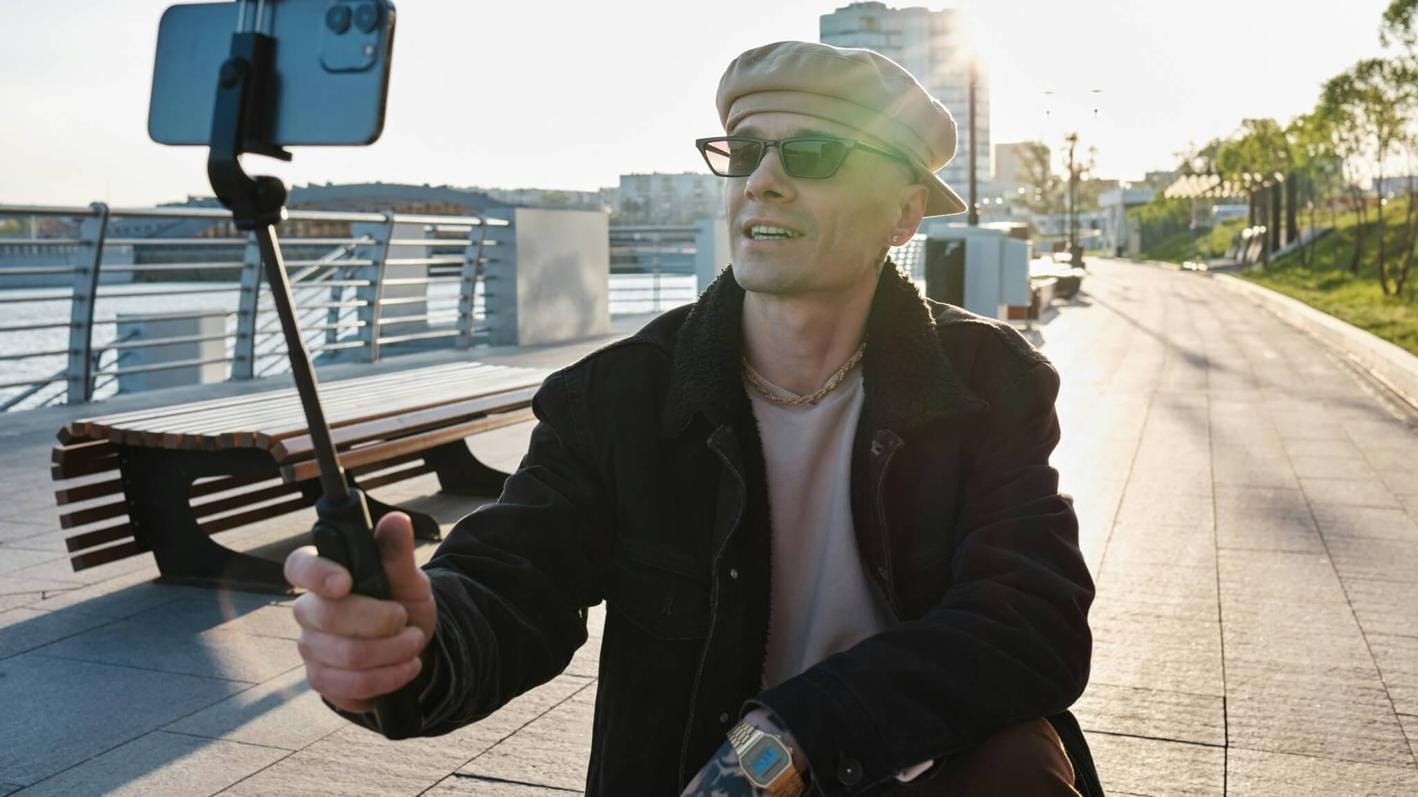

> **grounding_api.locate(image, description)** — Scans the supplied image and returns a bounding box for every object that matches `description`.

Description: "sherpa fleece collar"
[658,261,986,437]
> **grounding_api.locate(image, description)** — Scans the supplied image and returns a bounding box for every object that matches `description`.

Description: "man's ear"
[889,182,929,244]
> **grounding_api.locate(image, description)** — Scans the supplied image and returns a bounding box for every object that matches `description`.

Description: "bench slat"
[51,453,120,480]
[68,362,474,434]
[71,539,147,571]
[65,521,135,553]
[85,364,490,443]
[59,500,129,530]
[253,372,539,446]
[52,439,115,465]
[268,385,539,461]
[224,368,507,431]
[96,367,532,451]
[55,478,124,505]
[191,482,302,520]
[281,409,533,483]
[189,472,279,500]
[201,374,497,447]
[356,461,435,491]
[200,496,309,536]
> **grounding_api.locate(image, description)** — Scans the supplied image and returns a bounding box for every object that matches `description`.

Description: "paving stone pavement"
[2,261,1417,794]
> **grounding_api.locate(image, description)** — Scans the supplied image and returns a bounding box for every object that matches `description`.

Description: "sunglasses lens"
[701,139,763,176]
[781,139,846,178]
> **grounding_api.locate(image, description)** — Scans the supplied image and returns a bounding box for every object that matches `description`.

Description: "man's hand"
[284,512,437,714]
[680,708,807,797]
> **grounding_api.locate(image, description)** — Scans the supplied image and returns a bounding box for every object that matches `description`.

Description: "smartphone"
[149,0,396,146]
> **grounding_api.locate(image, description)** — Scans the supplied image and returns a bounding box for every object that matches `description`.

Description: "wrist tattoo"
[682,739,759,796]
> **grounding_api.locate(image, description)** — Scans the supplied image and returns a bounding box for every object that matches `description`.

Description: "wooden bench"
[52,362,546,591]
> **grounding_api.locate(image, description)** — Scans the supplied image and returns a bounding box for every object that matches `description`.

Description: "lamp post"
[1042,89,1101,268]
[968,55,979,227]
[1065,132,1083,269]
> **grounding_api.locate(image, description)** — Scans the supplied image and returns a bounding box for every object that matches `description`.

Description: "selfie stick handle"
[207,24,423,740]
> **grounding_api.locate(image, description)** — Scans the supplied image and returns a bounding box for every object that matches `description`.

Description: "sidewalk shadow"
[0,488,484,792]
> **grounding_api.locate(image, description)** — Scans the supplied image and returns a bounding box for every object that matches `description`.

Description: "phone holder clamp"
[207,31,292,231]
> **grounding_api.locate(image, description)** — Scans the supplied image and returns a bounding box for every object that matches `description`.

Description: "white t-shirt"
[746,361,933,782]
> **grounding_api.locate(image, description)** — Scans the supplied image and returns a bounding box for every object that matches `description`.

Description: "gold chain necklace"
[742,341,866,407]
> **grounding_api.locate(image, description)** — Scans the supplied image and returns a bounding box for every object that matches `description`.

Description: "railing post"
[66,202,109,403]
[481,209,518,347]
[651,231,662,312]
[457,217,490,349]
[353,213,396,363]
[325,263,347,349]
[231,231,261,380]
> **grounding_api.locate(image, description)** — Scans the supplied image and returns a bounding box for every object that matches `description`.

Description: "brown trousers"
[896,718,1080,796]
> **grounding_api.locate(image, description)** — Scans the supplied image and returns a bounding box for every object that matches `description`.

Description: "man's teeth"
[749,225,802,240]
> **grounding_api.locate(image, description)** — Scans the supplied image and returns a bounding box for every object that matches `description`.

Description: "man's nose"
[743,145,796,203]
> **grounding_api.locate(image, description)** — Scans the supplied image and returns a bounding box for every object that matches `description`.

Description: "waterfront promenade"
[1,259,1416,794]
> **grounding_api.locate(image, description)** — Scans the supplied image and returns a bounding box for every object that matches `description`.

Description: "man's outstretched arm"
[293,367,615,737]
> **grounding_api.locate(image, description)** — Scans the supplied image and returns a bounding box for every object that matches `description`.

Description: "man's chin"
[730,260,802,295]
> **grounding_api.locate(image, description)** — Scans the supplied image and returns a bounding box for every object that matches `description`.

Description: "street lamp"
[1065,133,1082,269]
[1041,89,1102,267]
[968,54,979,227]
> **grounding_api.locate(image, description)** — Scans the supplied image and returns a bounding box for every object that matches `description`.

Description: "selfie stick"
[205,1,422,739]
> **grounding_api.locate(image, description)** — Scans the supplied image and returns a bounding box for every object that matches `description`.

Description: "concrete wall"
[115,312,227,394]
[486,208,610,347]
[694,217,731,294]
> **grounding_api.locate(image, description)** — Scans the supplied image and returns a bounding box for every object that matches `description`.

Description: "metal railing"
[0,203,507,411]
[608,224,698,314]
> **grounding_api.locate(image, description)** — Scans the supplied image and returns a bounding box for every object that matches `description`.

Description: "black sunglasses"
[695,135,915,180]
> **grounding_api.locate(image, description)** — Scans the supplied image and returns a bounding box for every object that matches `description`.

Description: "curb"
[1213,273,1418,413]
[1122,258,1183,271]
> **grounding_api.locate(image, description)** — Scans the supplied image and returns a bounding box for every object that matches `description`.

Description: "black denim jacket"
[338,263,1095,796]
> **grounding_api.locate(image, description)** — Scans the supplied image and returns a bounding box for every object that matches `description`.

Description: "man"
[286,41,1095,796]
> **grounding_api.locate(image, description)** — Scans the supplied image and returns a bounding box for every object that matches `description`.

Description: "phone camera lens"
[353,3,380,33]
[326,5,352,34]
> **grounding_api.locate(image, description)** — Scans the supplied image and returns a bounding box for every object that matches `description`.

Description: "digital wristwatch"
[727,719,808,797]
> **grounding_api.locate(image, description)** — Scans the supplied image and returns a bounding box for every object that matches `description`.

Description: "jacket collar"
[659,261,986,438]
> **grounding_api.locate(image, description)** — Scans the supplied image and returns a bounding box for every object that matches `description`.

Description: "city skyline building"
[819,2,990,194]
[614,172,725,225]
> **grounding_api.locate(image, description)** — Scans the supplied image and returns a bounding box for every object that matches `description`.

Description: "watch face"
[743,736,790,785]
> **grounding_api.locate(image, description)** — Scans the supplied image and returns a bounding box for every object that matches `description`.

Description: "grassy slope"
[1239,196,1418,355]
[1142,219,1249,264]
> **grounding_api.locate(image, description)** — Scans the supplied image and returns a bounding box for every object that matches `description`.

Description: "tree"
[1285,111,1343,267]
[1323,59,1415,294]
[1013,141,1063,216]
[1214,118,1294,263]
[1320,74,1376,276]
[1381,0,1418,51]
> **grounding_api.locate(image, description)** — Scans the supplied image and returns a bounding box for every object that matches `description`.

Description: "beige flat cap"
[716,40,967,217]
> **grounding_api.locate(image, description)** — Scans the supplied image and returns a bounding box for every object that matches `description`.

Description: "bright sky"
[0,0,1400,207]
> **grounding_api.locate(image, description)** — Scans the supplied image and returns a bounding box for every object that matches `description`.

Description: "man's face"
[725,111,925,298]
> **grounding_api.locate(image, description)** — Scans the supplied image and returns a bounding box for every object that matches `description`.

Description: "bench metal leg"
[422,439,510,497]
[119,446,291,593]
[118,447,446,593]
[349,478,443,543]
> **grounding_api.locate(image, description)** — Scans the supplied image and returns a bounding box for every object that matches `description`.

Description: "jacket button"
[729,568,739,580]
[869,440,884,456]
[836,757,863,785]
[876,565,888,580]
[719,712,730,724]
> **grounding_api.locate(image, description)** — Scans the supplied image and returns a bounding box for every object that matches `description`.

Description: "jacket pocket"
[608,556,712,641]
